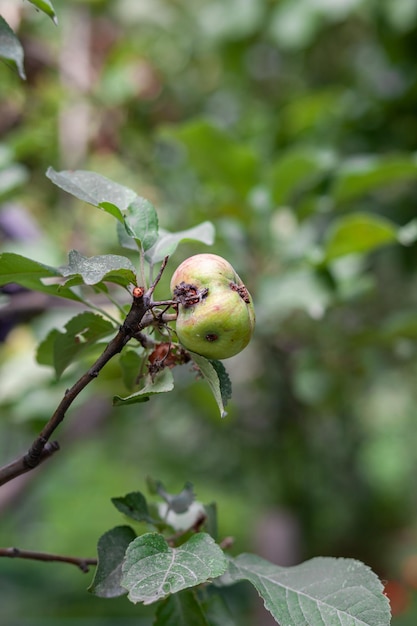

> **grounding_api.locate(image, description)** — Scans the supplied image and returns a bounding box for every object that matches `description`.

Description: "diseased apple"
[170,254,255,360]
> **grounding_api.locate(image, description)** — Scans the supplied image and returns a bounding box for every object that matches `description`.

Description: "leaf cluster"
[89,481,390,626]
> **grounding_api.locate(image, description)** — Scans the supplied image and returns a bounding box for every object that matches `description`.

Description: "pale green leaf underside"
[189,353,229,418]
[0,16,25,79]
[122,532,228,605]
[145,221,215,264]
[113,369,174,405]
[227,554,391,626]
[27,0,58,24]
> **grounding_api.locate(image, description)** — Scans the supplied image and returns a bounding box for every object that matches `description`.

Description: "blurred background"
[1,0,417,623]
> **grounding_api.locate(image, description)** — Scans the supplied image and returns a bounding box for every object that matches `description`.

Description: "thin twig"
[0,547,97,573]
[146,256,170,298]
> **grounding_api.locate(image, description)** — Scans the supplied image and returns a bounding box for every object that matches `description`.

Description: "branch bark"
[0,547,97,573]
[0,290,150,487]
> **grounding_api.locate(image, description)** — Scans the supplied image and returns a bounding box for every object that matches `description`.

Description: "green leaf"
[88,526,136,599]
[113,368,174,406]
[209,361,232,407]
[27,0,58,24]
[268,148,334,206]
[162,120,259,198]
[60,250,138,287]
[324,213,398,262]
[111,492,156,525]
[46,168,137,221]
[37,312,115,377]
[154,590,211,626]
[189,353,231,418]
[121,532,228,605]
[0,16,26,79]
[0,252,82,301]
[227,554,391,626]
[123,197,159,251]
[145,222,215,264]
[201,593,236,626]
[331,154,417,204]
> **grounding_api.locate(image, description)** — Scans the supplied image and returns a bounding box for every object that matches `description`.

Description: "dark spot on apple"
[173,281,209,307]
[205,333,218,342]
[229,281,251,303]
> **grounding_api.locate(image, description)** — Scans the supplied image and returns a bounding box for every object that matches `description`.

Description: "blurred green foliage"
[1,0,417,623]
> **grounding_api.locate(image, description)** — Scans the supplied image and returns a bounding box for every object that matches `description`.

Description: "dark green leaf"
[145,222,215,264]
[189,353,230,418]
[323,213,398,262]
[227,554,391,626]
[88,526,136,598]
[27,0,58,24]
[121,532,228,604]
[113,369,174,406]
[111,492,156,524]
[46,168,136,221]
[123,197,159,251]
[202,593,236,626]
[60,250,137,287]
[0,16,26,79]
[36,329,60,367]
[331,154,417,204]
[154,590,210,626]
[0,252,81,301]
[37,312,115,377]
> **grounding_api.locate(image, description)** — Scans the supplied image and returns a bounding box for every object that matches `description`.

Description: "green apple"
[170,254,255,360]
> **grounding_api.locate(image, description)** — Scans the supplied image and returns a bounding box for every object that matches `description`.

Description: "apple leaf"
[36,312,115,377]
[154,590,211,626]
[145,222,215,264]
[324,213,398,262]
[113,369,174,405]
[227,554,391,626]
[88,526,136,599]
[0,252,82,301]
[60,250,138,287]
[331,154,417,204]
[0,16,26,79]
[189,353,231,418]
[111,492,157,525]
[121,532,228,605]
[46,168,136,222]
[123,197,159,251]
[27,0,58,24]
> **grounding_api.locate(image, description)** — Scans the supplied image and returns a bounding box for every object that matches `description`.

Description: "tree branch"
[0,547,97,573]
[0,290,149,487]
